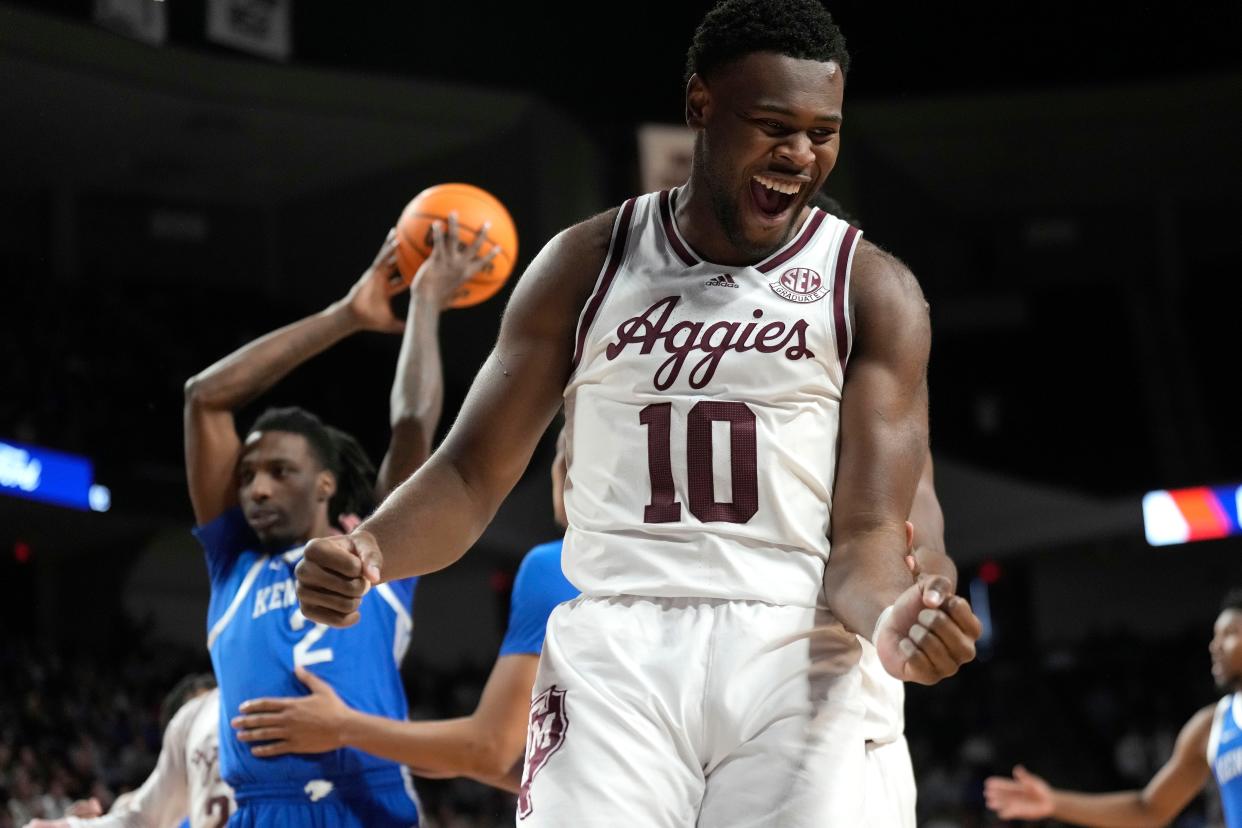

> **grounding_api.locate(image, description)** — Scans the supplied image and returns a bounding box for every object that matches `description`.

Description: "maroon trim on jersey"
[833,225,860,372]
[755,209,828,275]
[659,189,700,267]
[571,197,637,370]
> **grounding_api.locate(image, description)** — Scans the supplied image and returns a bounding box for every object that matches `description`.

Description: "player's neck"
[675,178,799,267]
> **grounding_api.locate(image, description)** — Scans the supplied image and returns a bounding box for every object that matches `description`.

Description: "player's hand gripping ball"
[395,183,518,308]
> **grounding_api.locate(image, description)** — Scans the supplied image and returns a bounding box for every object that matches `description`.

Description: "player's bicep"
[183,399,242,526]
[831,245,931,540]
[435,215,614,502]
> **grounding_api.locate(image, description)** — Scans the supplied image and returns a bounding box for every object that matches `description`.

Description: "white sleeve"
[67,696,198,828]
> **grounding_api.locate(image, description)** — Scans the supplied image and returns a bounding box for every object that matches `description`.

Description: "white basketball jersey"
[562,187,861,608]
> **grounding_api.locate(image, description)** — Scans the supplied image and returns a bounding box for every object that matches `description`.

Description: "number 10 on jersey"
[639,401,758,525]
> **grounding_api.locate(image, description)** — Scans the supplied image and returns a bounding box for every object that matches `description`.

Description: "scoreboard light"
[1142,485,1241,547]
[0,439,111,512]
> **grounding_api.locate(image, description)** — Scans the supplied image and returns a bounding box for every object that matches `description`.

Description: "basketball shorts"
[863,736,916,828]
[227,767,420,827]
[517,595,865,827]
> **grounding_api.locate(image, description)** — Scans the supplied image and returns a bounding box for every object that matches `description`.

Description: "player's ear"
[316,470,337,503]
[686,73,712,130]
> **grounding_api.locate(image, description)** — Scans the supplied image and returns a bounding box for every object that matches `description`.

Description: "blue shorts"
[228,768,419,827]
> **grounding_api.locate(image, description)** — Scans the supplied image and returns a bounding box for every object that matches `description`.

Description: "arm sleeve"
[192,508,256,584]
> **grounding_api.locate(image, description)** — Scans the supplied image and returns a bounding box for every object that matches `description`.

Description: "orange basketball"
[394,183,519,309]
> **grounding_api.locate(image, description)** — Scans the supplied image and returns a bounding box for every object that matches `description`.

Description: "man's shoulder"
[848,238,927,322]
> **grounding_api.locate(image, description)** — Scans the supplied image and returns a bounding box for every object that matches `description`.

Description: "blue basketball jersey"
[195,509,419,808]
[498,539,579,657]
[1210,693,1242,827]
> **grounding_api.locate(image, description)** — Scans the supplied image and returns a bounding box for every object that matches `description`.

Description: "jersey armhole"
[829,223,862,376]
[569,197,638,373]
[1209,695,1232,764]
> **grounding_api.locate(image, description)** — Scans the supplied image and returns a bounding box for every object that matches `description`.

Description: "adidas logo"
[704,273,740,288]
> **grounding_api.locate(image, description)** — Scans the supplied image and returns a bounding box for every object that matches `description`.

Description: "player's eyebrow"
[752,104,842,124]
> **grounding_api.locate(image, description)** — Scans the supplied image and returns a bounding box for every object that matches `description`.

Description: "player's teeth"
[753,175,802,195]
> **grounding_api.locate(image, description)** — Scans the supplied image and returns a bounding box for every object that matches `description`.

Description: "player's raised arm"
[183,231,407,525]
[984,704,1214,827]
[374,215,500,499]
[296,212,614,627]
[822,241,979,684]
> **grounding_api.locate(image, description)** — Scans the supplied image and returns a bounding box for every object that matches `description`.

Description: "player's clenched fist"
[295,531,384,627]
[875,574,981,685]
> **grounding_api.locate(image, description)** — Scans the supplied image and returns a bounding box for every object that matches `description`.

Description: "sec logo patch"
[769,267,829,303]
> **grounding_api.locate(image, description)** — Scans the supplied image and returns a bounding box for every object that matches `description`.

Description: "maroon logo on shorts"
[770,267,830,303]
[517,685,569,820]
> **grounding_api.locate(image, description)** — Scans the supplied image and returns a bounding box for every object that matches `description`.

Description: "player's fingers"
[294,566,368,603]
[917,608,976,665]
[295,559,368,597]
[231,712,284,732]
[907,620,959,678]
[430,220,446,255]
[446,211,459,245]
[352,530,384,585]
[235,726,288,743]
[302,536,365,579]
[466,222,491,257]
[237,698,287,715]
[899,641,938,685]
[251,741,294,758]
[295,665,331,693]
[919,573,952,608]
[297,584,367,615]
[945,595,984,639]
[300,603,360,629]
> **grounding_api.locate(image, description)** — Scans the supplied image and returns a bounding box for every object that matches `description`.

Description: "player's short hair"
[248,406,377,527]
[160,673,216,732]
[1222,588,1242,614]
[685,0,850,85]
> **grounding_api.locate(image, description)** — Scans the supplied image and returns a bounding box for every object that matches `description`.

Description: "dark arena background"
[3,2,1242,826]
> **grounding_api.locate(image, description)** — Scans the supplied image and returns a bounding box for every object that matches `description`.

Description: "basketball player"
[230,432,580,793]
[295,1,981,823]
[984,589,1242,827]
[183,220,492,827]
[24,676,234,828]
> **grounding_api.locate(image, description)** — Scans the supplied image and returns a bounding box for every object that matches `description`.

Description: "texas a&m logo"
[769,266,830,303]
[517,685,569,820]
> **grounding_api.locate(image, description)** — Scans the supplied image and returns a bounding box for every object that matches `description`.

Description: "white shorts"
[864,736,916,828]
[517,595,864,827]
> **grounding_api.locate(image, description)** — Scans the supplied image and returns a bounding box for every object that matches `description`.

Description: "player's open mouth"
[750,174,802,222]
